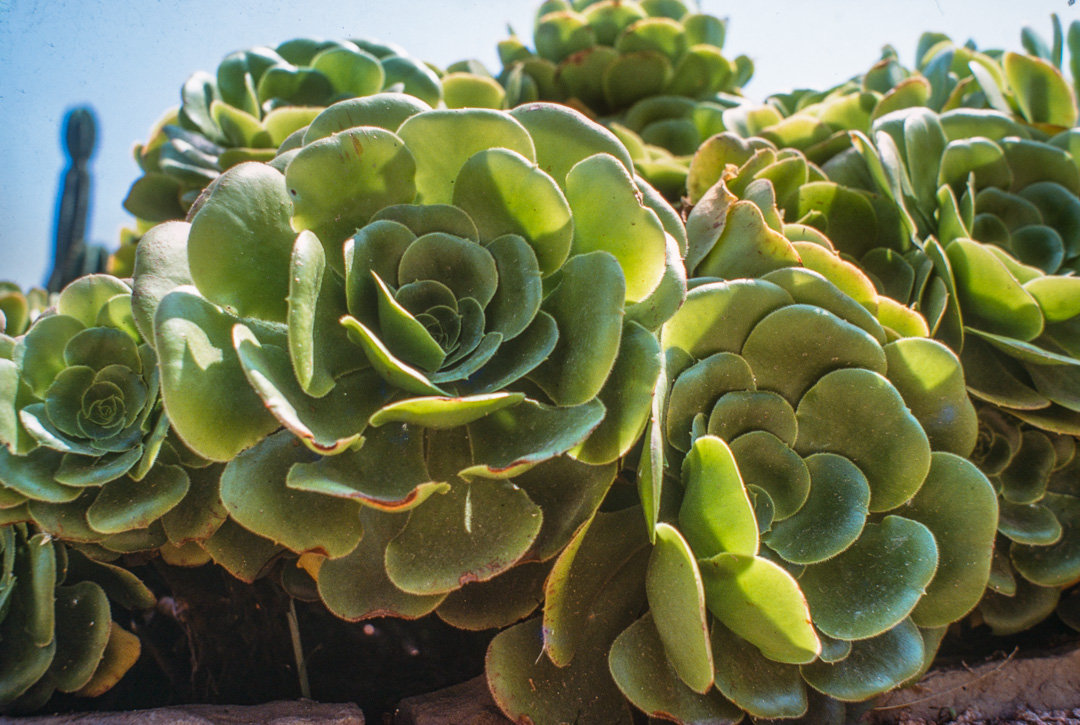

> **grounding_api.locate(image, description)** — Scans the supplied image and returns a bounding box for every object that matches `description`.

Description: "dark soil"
[34,558,1080,723]
[933,615,1080,668]
[42,560,495,723]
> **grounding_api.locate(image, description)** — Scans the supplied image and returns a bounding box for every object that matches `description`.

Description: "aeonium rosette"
[971,406,1080,636]
[133,94,686,605]
[0,523,149,713]
[486,267,1000,722]
[0,284,50,338]
[0,275,208,549]
[123,37,443,228]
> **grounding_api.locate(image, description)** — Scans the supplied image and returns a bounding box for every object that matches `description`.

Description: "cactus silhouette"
[48,106,107,292]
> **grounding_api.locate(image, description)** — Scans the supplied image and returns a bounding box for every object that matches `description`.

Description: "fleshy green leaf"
[795,368,931,513]
[369,393,525,429]
[234,324,387,454]
[85,464,189,535]
[452,149,573,276]
[437,560,550,631]
[692,201,800,280]
[800,618,924,702]
[609,614,744,724]
[710,620,807,719]
[509,103,635,189]
[288,127,418,252]
[647,523,714,694]
[946,239,1044,342]
[339,315,447,396]
[543,507,650,667]
[799,517,938,641]
[487,616,635,725]
[220,431,364,558]
[200,517,283,584]
[764,453,870,565]
[668,353,756,453]
[130,221,194,343]
[905,452,998,628]
[154,288,280,461]
[464,398,605,478]
[397,108,535,204]
[1004,51,1078,127]
[0,447,80,503]
[529,252,625,407]
[317,507,446,620]
[58,276,132,329]
[661,280,792,360]
[287,423,447,511]
[979,575,1061,636]
[678,435,757,559]
[16,315,86,399]
[286,230,356,396]
[385,477,542,595]
[1010,492,1080,587]
[573,321,661,465]
[50,581,111,693]
[187,163,295,322]
[742,304,887,405]
[566,153,667,302]
[883,337,978,457]
[699,552,820,665]
[728,431,810,521]
[302,94,431,144]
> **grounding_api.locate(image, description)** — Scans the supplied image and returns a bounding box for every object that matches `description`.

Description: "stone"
[2,700,364,725]
[871,644,1080,722]
[394,676,511,725]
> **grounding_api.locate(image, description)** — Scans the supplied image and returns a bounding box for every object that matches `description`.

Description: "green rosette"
[122,36,443,229]
[499,0,751,117]
[0,275,205,552]
[972,407,1080,635]
[0,523,150,712]
[133,96,683,618]
[485,212,994,720]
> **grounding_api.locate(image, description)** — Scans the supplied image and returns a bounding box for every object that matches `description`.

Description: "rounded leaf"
[905,452,998,628]
[646,523,714,694]
[699,552,820,665]
[795,368,931,513]
[187,163,295,322]
[453,148,573,276]
[287,127,418,249]
[800,517,938,641]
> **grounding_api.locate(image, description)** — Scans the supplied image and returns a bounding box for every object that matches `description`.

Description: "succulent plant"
[816,108,1080,437]
[0,284,51,339]
[684,108,1080,435]
[0,275,218,554]
[498,0,752,117]
[130,95,684,612]
[123,37,443,226]
[0,523,148,712]
[486,261,995,721]
[682,89,1080,647]
[911,19,1079,130]
[487,0,752,202]
[753,16,1080,144]
[972,407,1080,636]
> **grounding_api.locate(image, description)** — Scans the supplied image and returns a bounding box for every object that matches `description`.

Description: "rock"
[1,701,364,725]
[394,676,511,725]
[871,644,1080,722]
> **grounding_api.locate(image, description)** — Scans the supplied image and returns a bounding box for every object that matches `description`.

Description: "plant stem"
[287,598,311,700]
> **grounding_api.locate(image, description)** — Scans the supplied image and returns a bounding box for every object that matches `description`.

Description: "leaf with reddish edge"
[385,477,541,596]
[318,507,446,621]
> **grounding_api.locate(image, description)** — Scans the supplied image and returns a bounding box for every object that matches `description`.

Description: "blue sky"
[1,0,1075,289]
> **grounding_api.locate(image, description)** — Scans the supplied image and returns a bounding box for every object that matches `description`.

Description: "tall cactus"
[48,107,107,292]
